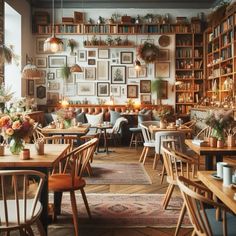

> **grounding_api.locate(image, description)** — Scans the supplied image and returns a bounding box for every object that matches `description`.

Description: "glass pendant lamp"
[44,0,63,53]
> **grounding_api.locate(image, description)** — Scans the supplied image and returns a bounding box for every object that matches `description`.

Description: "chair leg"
[174,203,186,236]
[54,191,63,215]
[191,230,196,236]
[135,133,138,149]
[25,226,34,236]
[142,147,149,165]
[129,133,134,148]
[80,188,92,219]
[153,153,160,170]
[160,164,166,184]
[139,147,146,162]
[36,219,46,236]
[86,162,93,176]
[162,184,175,210]
[70,190,79,236]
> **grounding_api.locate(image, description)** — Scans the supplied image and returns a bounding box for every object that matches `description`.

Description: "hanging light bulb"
[44,0,63,53]
[70,64,83,73]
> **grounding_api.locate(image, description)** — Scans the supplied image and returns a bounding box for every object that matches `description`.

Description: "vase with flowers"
[0,114,35,154]
[206,109,234,146]
[153,106,171,129]
[56,108,76,128]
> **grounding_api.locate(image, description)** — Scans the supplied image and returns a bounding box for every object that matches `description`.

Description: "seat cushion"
[0,200,42,226]
[49,174,86,192]
[110,110,121,126]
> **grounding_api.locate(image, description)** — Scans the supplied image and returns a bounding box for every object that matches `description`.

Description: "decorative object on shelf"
[0,83,14,113]
[217,138,224,148]
[67,39,78,55]
[121,15,132,24]
[135,15,141,24]
[158,35,171,47]
[105,36,113,46]
[114,36,122,46]
[87,18,94,24]
[97,16,105,24]
[0,44,18,66]
[209,136,217,147]
[0,114,34,155]
[137,42,159,63]
[22,54,43,80]
[43,0,63,53]
[144,14,154,23]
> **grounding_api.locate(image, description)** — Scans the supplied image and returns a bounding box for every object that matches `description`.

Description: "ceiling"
[31,0,220,9]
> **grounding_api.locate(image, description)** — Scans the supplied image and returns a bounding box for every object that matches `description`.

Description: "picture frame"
[88,50,96,58]
[77,82,95,96]
[128,67,137,78]
[48,82,60,90]
[36,86,46,99]
[35,57,47,68]
[64,84,76,96]
[111,66,126,84]
[78,50,87,62]
[47,92,59,104]
[141,94,151,104]
[84,67,96,80]
[48,55,67,68]
[97,61,109,80]
[56,69,63,79]
[110,85,120,97]
[157,49,169,61]
[137,66,147,78]
[120,52,133,64]
[160,80,168,99]
[27,80,34,96]
[140,80,151,93]
[127,85,138,98]
[36,38,47,54]
[74,11,84,23]
[97,82,110,97]
[88,59,96,65]
[155,62,170,78]
[35,77,46,85]
[98,49,110,59]
[47,72,55,80]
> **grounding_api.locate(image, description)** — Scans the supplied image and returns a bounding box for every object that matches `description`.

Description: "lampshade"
[134,59,141,71]
[70,64,83,73]
[22,64,43,79]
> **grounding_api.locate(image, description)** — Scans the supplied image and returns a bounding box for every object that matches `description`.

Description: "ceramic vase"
[217,139,224,148]
[227,135,235,147]
[160,120,167,129]
[210,137,217,148]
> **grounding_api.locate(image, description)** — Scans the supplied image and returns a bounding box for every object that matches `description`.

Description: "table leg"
[103,129,108,154]
[205,155,214,170]
[216,154,223,163]
[96,129,102,153]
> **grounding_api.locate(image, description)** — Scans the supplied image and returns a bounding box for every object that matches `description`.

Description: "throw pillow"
[76,112,86,123]
[85,113,103,126]
[110,110,121,126]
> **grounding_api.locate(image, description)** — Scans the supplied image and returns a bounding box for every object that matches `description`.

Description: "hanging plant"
[61,65,71,80]
[67,39,78,55]
[0,45,19,66]
[137,42,159,64]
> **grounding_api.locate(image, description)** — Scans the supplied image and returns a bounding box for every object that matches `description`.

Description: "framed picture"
[47,92,59,104]
[88,59,96,65]
[84,67,96,80]
[48,82,60,90]
[128,67,137,78]
[155,62,170,78]
[111,66,126,84]
[120,52,133,64]
[88,50,96,58]
[78,50,87,62]
[141,94,151,104]
[97,61,109,80]
[48,55,67,68]
[36,38,47,54]
[75,72,84,81]
[27,80,34,96]
[127,85,138,98]
[35,77,46,85]
[110,85,120,97]
[56,69,63,79]
[64,84,76,96]
[97,82,110,97]
[140,80,151,93]
[35,57,47,68]
[77,82,95,96]
[36,86,46,99]
[157,49,169,61]
[137,66,147,78]
[74,12,84,23]
[160,80,168,99]
[47,72,55,80]
[98,49,109,59]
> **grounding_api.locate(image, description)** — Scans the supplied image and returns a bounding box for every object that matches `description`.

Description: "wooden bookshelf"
[175,32,204,115]
[205,11,235,102]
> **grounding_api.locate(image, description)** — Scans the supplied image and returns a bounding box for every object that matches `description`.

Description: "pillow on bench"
[85,113,103,126]
[110,110,121,126]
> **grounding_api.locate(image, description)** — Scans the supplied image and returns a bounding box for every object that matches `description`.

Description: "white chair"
[0,170,46,235]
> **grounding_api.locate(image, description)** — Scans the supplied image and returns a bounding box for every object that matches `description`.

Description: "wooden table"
[198,171,236,214]
[0,144,70,235]
[185,139,236,170]
[149,125,192,134]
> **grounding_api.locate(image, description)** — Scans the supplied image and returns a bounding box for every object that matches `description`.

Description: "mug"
[223,165,233,187]
[216,162,227,178]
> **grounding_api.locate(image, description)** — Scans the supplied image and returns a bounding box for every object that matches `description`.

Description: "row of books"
[221,47,232,59]
[176,48,193,58]
[33,24,83,34]
[194,60,203,69]
[176,60,193,69]
[194,71,203,79]
[176,105,193,115]
[220,15,234,33]
[176,93,194,103]
[221,31,233,46]
[194,49,203,57]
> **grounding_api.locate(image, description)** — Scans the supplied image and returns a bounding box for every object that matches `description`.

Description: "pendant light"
[22,54,43,79]
[70,64,83,73]
[44,0,63,53]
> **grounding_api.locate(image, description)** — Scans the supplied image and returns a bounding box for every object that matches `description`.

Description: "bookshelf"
[205,11,235,103]
[175,32,204,115]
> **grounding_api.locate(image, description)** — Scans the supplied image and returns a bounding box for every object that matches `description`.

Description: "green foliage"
[61,66,71,80]
[151,77,163,100]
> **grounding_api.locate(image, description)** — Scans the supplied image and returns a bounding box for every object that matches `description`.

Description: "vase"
[64,120,72,129]
[160,120,167,129]
[210,137,217,148]
[211,128,224,141]
[217,139,224,148]
[227,135,235,147]
[9,138,24,155]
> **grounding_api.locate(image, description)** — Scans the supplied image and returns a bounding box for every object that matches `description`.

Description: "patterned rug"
[83,163,152,185]
[50,193,191,228]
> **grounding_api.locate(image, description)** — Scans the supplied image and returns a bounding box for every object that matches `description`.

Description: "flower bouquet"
[0,83,14,113]
[56,108,76,128]
[153,106,171,121]
[0,114,35,154]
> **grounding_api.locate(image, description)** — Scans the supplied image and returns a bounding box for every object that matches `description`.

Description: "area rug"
[83,163,152,185]
[50,193,191,228]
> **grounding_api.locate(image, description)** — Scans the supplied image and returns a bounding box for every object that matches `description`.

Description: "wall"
[33,8,209,107]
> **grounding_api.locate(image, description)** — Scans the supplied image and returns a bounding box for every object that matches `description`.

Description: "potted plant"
[61,65,71,81]
[105,36,113,46]
[91,35,99,45]
[97,16,105,24]
[151,77,164,105]
[67,39,78,55]
[145,14,154,23]
[87,18,94,24]
[111,13,121,23]
[114,36,122,45]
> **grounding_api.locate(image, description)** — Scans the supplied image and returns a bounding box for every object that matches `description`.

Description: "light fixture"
[43,0,63,53]
[70,64,83,73]
[22,54,43,79]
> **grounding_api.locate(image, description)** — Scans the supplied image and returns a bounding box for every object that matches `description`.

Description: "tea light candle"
[20,149,30,160]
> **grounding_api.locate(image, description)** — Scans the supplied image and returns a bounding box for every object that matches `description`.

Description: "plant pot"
[227,135,235,147]
[160,120,167,129]
[210,137,217,148]
[217,139,224,148]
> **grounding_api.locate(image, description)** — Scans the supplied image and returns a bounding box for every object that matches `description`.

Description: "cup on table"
[216,162,228,178]
[223,165,233,187]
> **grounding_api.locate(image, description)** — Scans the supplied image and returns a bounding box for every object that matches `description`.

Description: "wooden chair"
[0,170,46,236]
[48,138,98,236]
[195,126,213,140]
[32,125,45,142]
[177,176,236,236]
[182,120,196,138]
